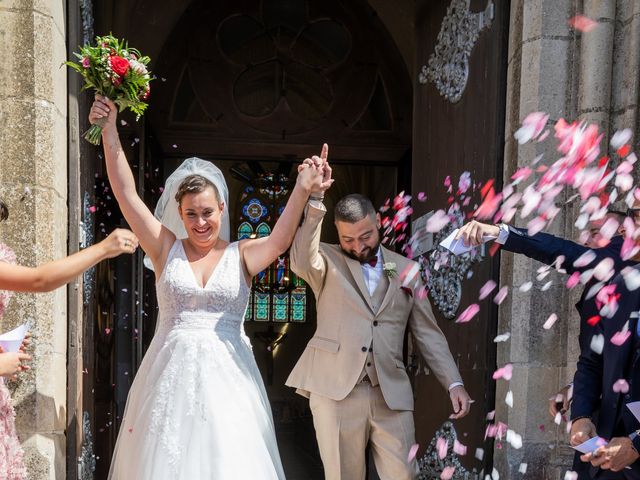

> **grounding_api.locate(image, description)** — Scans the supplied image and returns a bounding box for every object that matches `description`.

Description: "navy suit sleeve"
[571,321,603,421]
[502,227,626,275]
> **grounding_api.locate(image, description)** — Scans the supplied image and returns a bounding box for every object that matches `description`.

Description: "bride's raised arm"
[89,95,175,271]
[241,144,333,278]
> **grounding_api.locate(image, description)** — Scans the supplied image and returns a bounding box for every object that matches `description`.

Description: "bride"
[90,95,332,479]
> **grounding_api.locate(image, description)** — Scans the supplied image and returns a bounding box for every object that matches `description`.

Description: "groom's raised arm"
[290,201,328,294]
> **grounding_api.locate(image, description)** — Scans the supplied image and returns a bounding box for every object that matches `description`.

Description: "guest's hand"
[570,417,597,447]
[100,229,139,258]
[89,94,118,132]
[0,348,32,377]
[19,332,31,354]
[455,220,500,247]
[449,385,472,419]
[583,436,640,471]
[549,384,572,418]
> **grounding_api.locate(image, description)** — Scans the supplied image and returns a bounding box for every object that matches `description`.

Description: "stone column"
[495,0,580,478]
[0,1,68,479]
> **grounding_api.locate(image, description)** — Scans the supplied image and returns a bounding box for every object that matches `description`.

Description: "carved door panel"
[411,0,509,476]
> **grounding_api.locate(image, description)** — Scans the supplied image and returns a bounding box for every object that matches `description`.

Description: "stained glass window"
[237,178,309,322]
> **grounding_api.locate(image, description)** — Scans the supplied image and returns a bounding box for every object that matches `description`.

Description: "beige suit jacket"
[285,203,463,411]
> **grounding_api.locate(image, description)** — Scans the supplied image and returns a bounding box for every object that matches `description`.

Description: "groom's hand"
[449,385,472,419]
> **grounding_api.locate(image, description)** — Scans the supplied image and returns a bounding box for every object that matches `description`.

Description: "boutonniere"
[383,262,397,278]
[400,286,413,298]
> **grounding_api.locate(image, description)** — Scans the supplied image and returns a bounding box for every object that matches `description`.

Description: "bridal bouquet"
[65,34,152,145]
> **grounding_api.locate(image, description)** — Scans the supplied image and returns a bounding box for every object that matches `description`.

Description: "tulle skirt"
[108,323,285,479]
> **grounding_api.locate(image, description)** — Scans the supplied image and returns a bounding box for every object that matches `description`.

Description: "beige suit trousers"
[310,383,418,480]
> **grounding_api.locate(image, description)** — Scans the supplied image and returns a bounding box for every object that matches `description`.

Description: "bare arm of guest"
[0,228,138,292]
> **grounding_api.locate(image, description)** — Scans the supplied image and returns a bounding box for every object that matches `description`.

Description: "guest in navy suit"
[457,211,639,478]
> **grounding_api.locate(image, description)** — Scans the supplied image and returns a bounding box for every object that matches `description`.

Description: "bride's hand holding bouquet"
[65,34,152,145]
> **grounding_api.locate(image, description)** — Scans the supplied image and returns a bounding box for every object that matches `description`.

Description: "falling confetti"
[493,364,513,381]
[407,443,419,463]
[590,333,604,354]
[612,379,629,393]
[456,303,480,323]
[493,286,509,305]
[505,391,513,408]
[436,437,448,459]
[493,332,511,343]
[440,466,456,480]
[479,280,497,300]
[543,313,558,330]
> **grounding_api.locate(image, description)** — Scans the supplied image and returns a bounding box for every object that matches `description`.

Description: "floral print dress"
[0,243,27,479]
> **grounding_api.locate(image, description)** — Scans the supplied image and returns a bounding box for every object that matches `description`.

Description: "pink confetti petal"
[456,303,480,323]
[436,437,448,459]
[479,280,497,300]
[493,286,509,305]
[458,171,472,194]
[493,363,513,381]
[611,330,631,346]
[440,466,456,480]
[573,250,596,268]
[425,210,450,233]
[613,379,629,393]
[566,271,581,289]
[453,439,467,456]
[407,443,419,463]
[568,15,598,32]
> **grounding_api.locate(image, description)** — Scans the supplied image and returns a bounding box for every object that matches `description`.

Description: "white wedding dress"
[108,240,286,479]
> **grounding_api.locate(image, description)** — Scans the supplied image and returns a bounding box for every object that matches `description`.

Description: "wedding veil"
[144,157,230,270]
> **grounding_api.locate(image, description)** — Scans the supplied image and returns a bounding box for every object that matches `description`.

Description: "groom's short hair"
[334,194,376,223]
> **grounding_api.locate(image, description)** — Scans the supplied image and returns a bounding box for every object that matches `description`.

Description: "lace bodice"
[155,240,250,336]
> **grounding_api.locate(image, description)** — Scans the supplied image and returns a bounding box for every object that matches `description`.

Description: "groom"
[286,175,471,479]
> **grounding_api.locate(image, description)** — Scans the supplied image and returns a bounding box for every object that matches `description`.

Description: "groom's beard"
[342,239,381,264]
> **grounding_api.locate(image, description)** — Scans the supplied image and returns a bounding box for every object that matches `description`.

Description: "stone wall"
[496,0,640,478]
[0,1,68,478]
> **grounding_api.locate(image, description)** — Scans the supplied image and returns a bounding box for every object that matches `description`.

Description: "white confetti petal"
[519,463,528,474]
[622,267,640,291]
[493,333,511,343]
[505,390,513,408]
[506,429,522,449]
[475,448,485,461]
[543,313,558,330]
[611,128,632,149]
[590,333,604,354]
[519,282,533,292]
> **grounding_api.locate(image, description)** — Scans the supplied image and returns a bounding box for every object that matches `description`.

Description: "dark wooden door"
[411,0,510,475]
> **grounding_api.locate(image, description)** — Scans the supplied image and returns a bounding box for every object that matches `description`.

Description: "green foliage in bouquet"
[65,34,153,145]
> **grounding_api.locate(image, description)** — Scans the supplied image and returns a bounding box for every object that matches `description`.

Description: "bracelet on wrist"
[309,195,324,202]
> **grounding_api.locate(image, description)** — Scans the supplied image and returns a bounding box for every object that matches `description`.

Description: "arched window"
[237,180,308,322]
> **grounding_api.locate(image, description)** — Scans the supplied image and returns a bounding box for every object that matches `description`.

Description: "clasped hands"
[297,144,333,195]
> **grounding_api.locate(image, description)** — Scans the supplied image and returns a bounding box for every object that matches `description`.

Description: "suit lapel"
[377,247,396,315]
[344,255,375,312]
